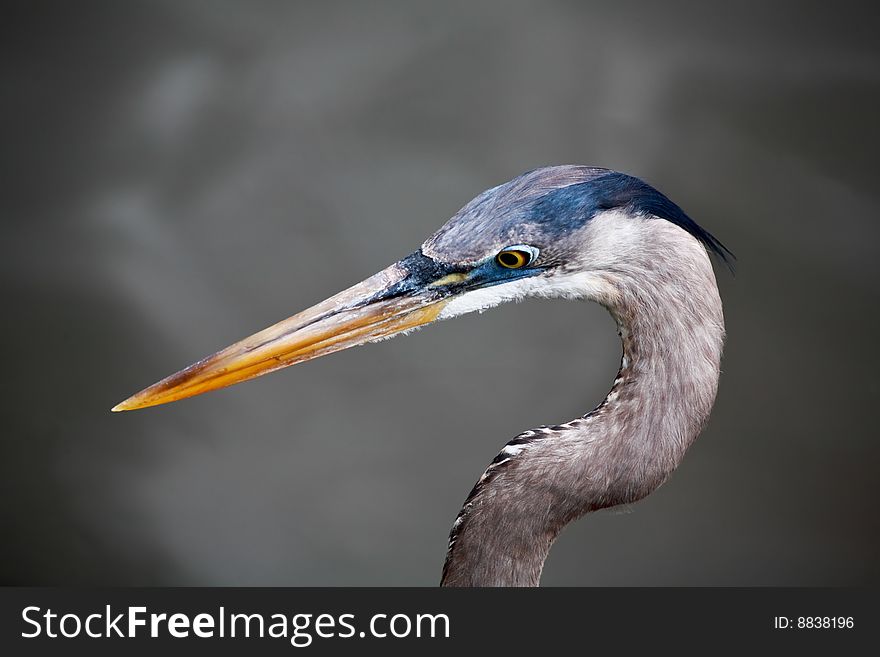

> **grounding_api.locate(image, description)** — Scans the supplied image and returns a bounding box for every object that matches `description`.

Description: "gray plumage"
[430,168,727,586]
[115,165,729,588]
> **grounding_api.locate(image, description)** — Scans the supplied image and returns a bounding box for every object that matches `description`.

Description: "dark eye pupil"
[498,251,523,267]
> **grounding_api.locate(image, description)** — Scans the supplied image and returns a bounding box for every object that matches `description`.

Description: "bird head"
[113,165,731,412]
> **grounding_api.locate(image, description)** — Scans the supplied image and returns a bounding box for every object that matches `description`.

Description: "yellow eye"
[496,249,531,269]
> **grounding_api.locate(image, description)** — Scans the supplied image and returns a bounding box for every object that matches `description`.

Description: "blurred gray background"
[2,0,878,585]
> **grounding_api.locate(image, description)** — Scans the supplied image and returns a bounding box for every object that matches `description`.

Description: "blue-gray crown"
[425,166,735,270]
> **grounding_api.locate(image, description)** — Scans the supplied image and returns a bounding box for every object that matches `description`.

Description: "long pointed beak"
[112,255,462,412]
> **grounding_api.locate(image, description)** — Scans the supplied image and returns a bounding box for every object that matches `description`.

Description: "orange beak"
[112,258,454,412]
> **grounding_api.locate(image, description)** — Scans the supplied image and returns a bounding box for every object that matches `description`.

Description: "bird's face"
[111,238,570,412]
[113,165,724,412]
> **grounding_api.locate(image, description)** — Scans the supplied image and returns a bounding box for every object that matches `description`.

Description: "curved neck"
[440,233,725,587]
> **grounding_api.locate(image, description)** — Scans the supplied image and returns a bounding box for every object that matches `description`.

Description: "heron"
[113,165,732,586]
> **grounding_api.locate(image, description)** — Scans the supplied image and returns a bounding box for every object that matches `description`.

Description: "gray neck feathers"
[440,216,725,586]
